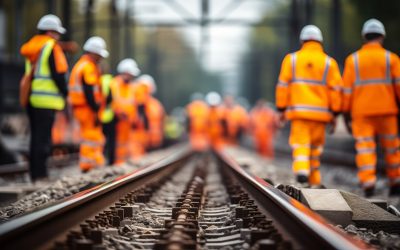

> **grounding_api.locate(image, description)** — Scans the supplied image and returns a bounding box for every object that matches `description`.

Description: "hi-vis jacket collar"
[301,41,323,51]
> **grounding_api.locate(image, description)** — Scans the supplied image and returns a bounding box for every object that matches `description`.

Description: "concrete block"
[367,198,387,210]
[300,188,353,226]
[340,191,400,234]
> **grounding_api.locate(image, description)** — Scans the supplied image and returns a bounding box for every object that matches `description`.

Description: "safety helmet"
[37,14,66,34]
[83,36,109,58]
[117,58,141,76]
[205,92,221,106]
[190,92,204,102]
[299,25,323,42]
[138,74,156,94]
[362,18,386,37]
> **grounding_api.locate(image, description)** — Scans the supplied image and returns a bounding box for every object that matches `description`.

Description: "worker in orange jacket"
[20,14,69,182]
[69,36,109,172]
[342,19,400,196]
[249,100,278,158]
[206,92,225,150]
[186,93,210,151]
[110,59,140,164]
[275,25,342,186]
[138,75,165,150]
[221,95,248,145]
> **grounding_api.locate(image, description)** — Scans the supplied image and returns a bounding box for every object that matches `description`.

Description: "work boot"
[296,174,308,184]
[364,186,375,197]
[389,185,400,196]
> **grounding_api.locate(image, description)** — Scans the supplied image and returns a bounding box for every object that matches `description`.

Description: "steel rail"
[216,149,372,250]
[0,147,193,250]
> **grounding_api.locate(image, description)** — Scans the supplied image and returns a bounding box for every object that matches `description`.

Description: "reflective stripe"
[277,81,288,87]
[331,86,341,91]
[322,57,331,83]
[294,156,309,161]
[355,136,374,142]
[291,53,296,80]
[384,147,398,154]
[394,77,400,84]
[342,87,352,94]
[356,148,375,154]
[380,134,398,140]
[69,85,83,92]
[361,179,376,189]
[287,105,330,113]
[291,143,310,149]
[310,156,320,161]
[387,163,400,169]
[80,156,97,164]
[354,51,392,86]
[31,91,62,97]
[296,170,310,176]
[358,165,375,171]
[82,140,102,147]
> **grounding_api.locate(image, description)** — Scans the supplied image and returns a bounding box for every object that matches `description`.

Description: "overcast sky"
[117,0,276,95]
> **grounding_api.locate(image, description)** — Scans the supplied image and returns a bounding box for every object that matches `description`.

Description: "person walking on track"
[20,14,69,182]
[342,19,400,197]
[275,25,342,186]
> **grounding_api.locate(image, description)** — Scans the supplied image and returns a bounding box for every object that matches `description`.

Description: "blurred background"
[0,0,400,162]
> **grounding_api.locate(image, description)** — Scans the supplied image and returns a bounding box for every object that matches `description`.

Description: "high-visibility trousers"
[352,115,400,189]
[129,129,147,161]
[115,119,131,164]
[289,119,326,185]
[189,132,209,151]
[254,131,274,158]
[73,106,105,171]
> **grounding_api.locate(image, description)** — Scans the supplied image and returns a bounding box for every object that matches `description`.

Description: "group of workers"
[20,13,400,197]
[186,92,277,157]
[276,19,400,196]
[21,14,164,181]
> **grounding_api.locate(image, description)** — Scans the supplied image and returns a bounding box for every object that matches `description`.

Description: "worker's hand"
[58,41,79,54]
[277,111,286,128]
[343,113,352,134]
[328,117,337,134]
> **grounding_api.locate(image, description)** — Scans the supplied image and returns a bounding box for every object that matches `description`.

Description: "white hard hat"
[117,58,141,76]
[300,25,323,42]
[137,74,156,94]
[83,36,109,58]
[205,92,221,106]
[37,14,66,34]
[362,18,386,37]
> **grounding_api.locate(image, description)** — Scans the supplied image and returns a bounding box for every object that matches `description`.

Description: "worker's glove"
[343,113,352,134]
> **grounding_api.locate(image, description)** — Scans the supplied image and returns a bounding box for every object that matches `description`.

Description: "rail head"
[0,146,193,249]
[216,149,373,250]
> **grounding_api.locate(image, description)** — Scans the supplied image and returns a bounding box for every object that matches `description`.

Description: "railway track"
[0,147,370,249]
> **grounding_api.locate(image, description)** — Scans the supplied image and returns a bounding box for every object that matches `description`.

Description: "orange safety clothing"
[52,111,68,144]
[342,43,400,117]
[72,106,105,171]
[186,100,210,151]
[343,43,400,189]
[110,76,136,164]
[146,97,165,149]
[222,105,248,145]
[208,106,225,150]
[20,34,68,73]
[249,106,277,157]
[352,116,400,188]
[276,41,342,122]
[289,120,325,185]
[69,55,104,171]
[133,81,151,105]
[68,55,103,106]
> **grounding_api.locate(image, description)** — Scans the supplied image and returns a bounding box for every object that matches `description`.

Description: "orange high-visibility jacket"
[223,105,248,139]
[342,43,400,117]
[187,100,210,134]
[110,76,136,121]
[133,81,151,105]
[276,41,342,122]
[20,35,68,72]
[69,55,103,106]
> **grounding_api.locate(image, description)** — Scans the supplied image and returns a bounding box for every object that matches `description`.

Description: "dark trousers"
[27,106,55,181]
[103,118,116,165]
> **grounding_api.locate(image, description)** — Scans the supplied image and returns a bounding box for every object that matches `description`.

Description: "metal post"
[110,0,119,70]
[62,0,72,41]
[305,0,313,25]
[200,0,209,61]
[124,0,133,58]
[290,0,300,50]
[84,0,94,40]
